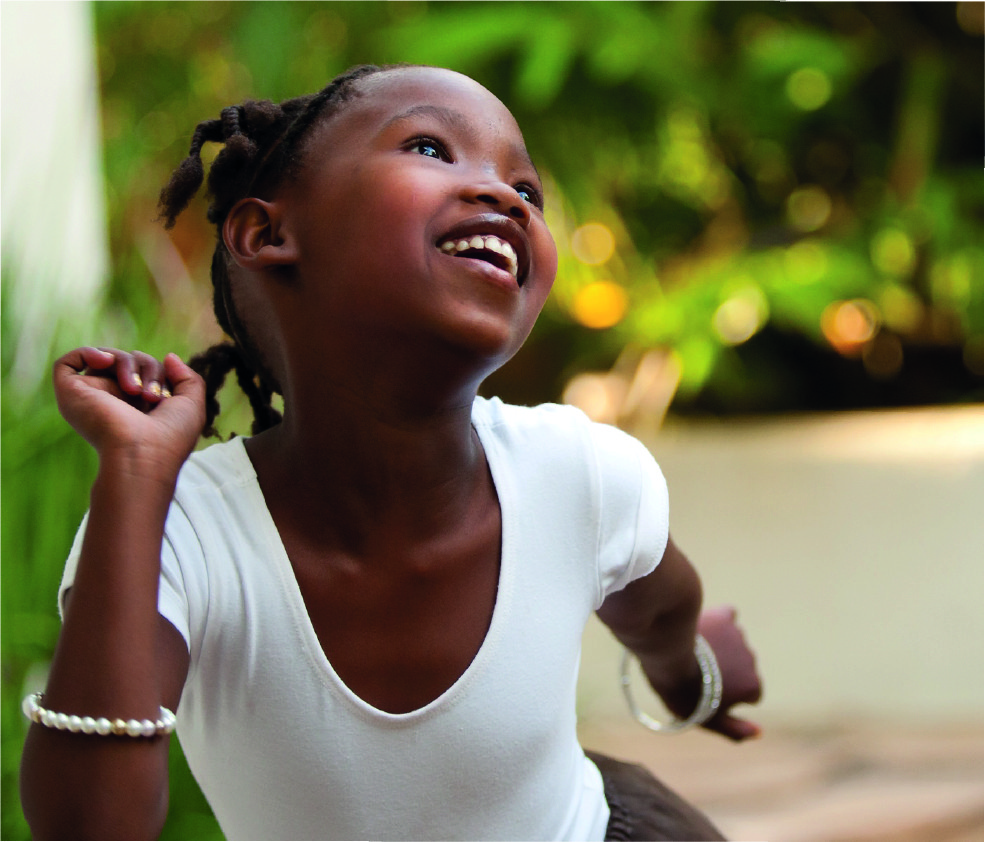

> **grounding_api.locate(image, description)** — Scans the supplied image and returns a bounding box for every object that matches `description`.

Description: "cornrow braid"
[157,64,395,439]
[272,64,383,180]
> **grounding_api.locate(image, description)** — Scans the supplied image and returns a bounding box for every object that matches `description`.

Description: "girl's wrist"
[638,644,706,720]
[90,459,182,520]
[95,442,188,491]
[656,661,705,720]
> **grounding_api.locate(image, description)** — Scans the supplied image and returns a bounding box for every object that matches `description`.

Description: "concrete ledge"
[578,404,984,726]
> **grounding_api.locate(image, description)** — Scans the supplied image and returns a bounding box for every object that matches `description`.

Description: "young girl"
[21,64,761,840]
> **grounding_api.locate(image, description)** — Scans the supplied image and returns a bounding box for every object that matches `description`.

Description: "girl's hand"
[698,605,763,741]
[53,347,205,472]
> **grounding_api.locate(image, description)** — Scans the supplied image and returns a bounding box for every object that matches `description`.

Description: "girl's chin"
[424,312,528,369]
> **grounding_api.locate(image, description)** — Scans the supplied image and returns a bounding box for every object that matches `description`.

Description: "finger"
[745,676,764,706]
[162,353,205,404]
[712,713,762,742]
[719,604,738,622]
[132,351,167,403]
[154,354,206,435]
[53,349,124,404]
[54,347,115,378]
[697,606,736,639]
[95,348,143,396]
[78,346,118,372]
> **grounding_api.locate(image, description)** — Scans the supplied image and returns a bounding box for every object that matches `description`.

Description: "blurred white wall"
[1,1,108,390]
[579,405,984,728]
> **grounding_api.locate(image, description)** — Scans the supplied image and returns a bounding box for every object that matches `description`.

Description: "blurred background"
[2,2,981,839]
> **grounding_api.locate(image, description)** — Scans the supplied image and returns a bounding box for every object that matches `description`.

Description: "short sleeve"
[58,509,193,650]
[590,423,670,606]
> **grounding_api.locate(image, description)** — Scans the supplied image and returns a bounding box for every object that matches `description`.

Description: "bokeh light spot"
[871,229,916,277]
[712,286,769,345]
[786,67,832,111]
[571,281,629,329]
[784,240,828,283]
[878,285,923,333]
[931,256,972,304]
[570,223,616,266]
[786,185,831,232]
[136,109,176,152]
[957,2,985,35]
[562,373,624,424]
[821,299,880,354]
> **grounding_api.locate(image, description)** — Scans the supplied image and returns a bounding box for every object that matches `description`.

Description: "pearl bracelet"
[22,693,176,738]
[620,634,723,734]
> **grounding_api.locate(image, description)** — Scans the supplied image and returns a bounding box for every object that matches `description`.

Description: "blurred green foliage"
[88,0,983,414]
[2,2,982,838]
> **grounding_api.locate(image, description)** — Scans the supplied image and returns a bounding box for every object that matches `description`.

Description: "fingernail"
[161,387,172,398]
[148,382,162,397]
[133,373,143,388]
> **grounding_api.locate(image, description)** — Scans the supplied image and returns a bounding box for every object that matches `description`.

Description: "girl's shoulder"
[472,396,656,475]
[188,435,251,470]
[472,394,589,430]
[175,436,257,497]
[472,395,594,453]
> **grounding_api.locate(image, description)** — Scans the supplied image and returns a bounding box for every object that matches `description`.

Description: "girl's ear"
[223,198,299,270]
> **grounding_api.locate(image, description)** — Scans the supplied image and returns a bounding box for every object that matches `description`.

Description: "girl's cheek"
[541,235,559,287]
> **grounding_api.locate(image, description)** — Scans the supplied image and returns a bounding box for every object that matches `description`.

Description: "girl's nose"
[461,179,531,226]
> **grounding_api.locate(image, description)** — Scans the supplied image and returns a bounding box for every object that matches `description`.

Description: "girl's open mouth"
[439,235,520,283]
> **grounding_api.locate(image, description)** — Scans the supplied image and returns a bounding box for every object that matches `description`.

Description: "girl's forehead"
[328,67,526,144]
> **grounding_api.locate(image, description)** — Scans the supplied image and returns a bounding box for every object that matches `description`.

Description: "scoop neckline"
[229,416,514,724]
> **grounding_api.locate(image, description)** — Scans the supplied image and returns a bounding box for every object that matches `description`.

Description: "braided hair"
[158,64,388,438]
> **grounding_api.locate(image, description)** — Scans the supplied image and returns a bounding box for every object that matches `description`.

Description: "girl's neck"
[245,380,488,557]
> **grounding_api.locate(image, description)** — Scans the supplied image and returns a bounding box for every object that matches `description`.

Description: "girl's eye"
[407,137,449,161]
[515,184,543,209]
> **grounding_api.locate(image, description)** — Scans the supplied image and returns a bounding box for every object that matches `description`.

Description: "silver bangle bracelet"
[620,635,723,734]
[22,692,176,738]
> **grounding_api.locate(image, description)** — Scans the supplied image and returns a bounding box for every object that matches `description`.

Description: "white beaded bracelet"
[22,693,176,738]
[620,634,723,734]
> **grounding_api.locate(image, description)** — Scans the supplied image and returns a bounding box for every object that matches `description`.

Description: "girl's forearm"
[20,460,188,839]
[632,600,705,720]
[44,457,179,710]
[598,537,706,718]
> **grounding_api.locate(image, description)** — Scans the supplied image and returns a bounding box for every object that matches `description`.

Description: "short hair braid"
[157,64,390,437]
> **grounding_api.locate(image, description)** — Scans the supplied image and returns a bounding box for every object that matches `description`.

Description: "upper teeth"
[440,235,518,277]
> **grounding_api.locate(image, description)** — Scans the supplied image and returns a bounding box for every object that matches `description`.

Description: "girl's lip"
[435,214,531,286]
[447,252,523,292]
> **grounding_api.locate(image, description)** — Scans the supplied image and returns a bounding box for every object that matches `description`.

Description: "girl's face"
[277,67,558,378]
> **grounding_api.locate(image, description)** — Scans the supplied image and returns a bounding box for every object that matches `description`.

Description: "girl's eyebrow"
[384,104,539,176]
[384,104,473,136]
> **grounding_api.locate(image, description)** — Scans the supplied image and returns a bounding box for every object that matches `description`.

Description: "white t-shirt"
[60,397,669,841]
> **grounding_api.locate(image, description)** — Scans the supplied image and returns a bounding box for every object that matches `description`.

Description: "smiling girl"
[21,64,760,840]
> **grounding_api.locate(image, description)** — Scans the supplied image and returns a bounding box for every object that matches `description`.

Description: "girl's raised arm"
[20,348,204,838]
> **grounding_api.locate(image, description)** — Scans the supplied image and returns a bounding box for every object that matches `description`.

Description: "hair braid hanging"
[158,119,223,230]
[187,342,283,438]
[159,64,393,439]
